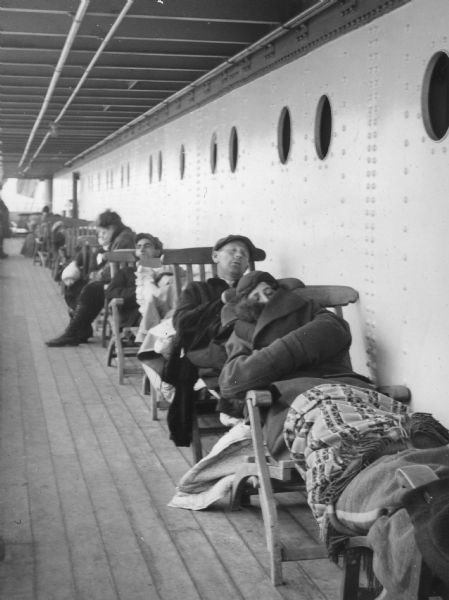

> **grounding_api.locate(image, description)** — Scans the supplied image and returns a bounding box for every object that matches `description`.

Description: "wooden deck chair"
[75,234,99,277]
[141,245,266,462]
[229,284,412,586]
[100,249,137,350]
[107,255,162,384]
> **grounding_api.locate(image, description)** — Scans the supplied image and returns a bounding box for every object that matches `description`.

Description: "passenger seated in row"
[164,234,263,446]
[46,209,135,347]
[105,232,174,340]
[173,270,449,597]
[218,271,370,430]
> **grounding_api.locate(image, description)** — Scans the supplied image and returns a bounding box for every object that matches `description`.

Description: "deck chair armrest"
[396,465,439,490]
[245,389,274,408]
[377,385,411,404]
[109,298,124,307]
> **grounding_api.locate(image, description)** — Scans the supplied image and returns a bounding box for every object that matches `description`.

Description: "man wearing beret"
[218,270,371,446]
[167,235,264,445]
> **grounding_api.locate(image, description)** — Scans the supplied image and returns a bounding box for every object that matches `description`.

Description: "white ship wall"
[53,0,449,425]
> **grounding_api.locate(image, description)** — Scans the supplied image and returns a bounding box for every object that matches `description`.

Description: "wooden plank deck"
[0,239,343,600]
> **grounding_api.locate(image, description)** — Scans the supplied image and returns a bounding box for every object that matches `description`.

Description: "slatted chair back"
[161,246,266,302]
[76,234,99,278]
[103,249,137,276]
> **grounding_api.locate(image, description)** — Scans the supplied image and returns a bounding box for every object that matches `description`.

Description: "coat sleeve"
[173,282,219,339]
[219,310,351,398]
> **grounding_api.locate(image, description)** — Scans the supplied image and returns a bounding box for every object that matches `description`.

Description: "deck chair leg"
[142,373,150,395]
[246,398,283,586]
[149,380,159,421]
[340,546,364,600]
[106,338,115,366]
[116,338,124,384]
[191,404,203,463]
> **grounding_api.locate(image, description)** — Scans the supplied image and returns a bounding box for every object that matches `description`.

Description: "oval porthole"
[158,150,163,181]
[278,106,292,164]
[315,95,332,159]
[149,155,153,183]
[229,126,239,172]
[210,132,218,173]
[422,51,449,141]
[180,144,185,179]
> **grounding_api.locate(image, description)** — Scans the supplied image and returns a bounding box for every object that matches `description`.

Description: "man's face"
[247,282,276,304]
[97,226,114,248]
[135,238,159,259]
[213,241,250,281]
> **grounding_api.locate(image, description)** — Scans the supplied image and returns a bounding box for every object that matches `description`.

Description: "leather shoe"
[45,334,80,347]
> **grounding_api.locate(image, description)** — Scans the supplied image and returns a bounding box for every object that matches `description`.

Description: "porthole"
[158,150,163,181]
[149,155,153,183]
[278,106,291,164]
[180,144,185,179]
[422,51,449,141]
[229,126,239,172]
[315,95,332,159]
[210,132,218,173]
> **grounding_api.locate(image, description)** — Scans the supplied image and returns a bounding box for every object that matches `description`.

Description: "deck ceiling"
[0,0,311,180]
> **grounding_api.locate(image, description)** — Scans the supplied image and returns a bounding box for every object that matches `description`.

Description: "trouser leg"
[46,281,104,346]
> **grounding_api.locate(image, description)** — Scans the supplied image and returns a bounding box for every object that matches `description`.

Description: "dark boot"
[46,333,81,347]
[46,303,96,347]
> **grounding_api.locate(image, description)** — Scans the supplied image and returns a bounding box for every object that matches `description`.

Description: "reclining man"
[166,234,264,447]
[219,271,449,598]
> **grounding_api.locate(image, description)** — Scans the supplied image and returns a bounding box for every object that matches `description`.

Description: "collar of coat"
[234,288,315,344]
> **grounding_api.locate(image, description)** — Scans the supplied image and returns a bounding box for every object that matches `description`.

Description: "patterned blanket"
[283,383,410,531]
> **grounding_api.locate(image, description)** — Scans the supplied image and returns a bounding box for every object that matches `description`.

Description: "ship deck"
[0,238,342,600]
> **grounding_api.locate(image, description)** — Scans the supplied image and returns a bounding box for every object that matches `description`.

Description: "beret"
[236,271,278,298]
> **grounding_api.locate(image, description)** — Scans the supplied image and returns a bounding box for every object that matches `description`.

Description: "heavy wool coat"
[218,288,372,456]
[219,288,358,400]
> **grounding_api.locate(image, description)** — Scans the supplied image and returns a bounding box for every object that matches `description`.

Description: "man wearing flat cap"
[167,235,264,446]
[173,234,264,375]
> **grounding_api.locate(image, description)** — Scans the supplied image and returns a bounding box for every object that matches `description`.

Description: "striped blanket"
[283,383,410,532]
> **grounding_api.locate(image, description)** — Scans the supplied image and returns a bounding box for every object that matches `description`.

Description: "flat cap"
[213,234,265,261]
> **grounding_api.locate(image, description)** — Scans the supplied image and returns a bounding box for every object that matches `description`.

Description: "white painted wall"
[53,0,449,425]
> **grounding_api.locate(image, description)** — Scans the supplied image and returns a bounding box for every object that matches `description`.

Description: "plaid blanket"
[283,383,410,531]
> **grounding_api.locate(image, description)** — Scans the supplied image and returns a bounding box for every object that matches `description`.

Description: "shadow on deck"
[0,238,342,600]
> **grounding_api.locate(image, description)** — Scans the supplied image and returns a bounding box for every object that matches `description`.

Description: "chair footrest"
[281,542,328,562]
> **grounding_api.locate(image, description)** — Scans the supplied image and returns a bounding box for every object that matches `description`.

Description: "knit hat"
[402,474,449,585]
[235,270,278,298]
[213,234,265,261]
[61,261,81,284]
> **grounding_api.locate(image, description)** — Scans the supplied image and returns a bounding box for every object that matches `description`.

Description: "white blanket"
[168,422,252,510]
